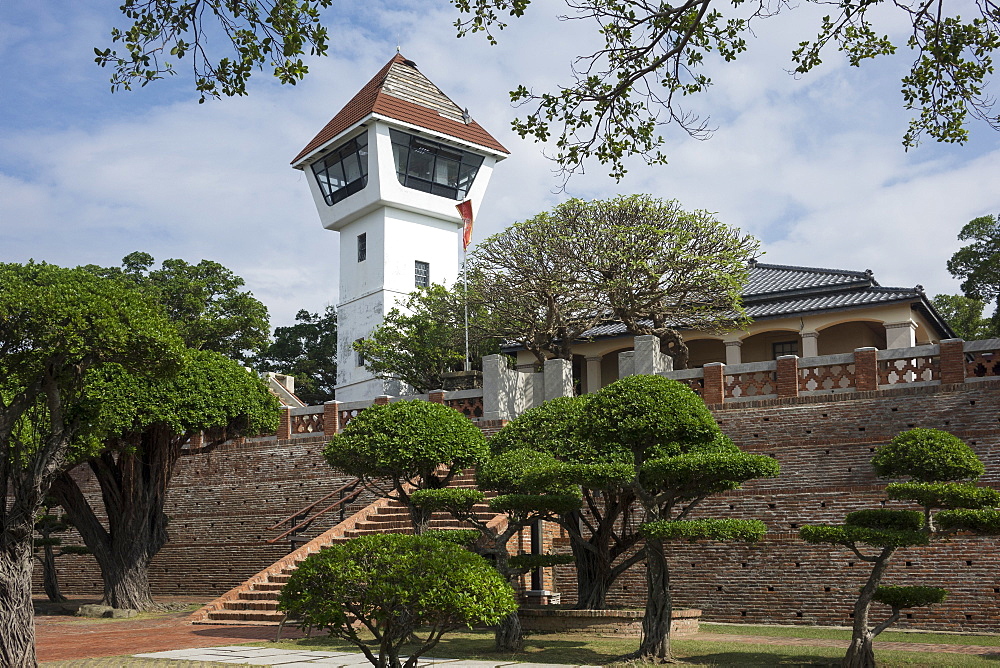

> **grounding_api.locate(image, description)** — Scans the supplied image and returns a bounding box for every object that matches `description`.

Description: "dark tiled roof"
[292,54,508,166]
[574,263,937,340]
[745,262,876,297]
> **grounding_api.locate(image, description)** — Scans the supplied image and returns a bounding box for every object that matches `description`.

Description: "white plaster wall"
[383,207,461,296]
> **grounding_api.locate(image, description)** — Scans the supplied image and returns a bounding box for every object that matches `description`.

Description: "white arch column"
[885,320,918,349]
[724,339,743,365]
[801,331,820,358]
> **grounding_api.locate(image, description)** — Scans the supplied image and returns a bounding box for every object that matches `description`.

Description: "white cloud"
[0,0,998,333]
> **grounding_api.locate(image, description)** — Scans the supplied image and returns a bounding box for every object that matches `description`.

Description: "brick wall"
[39,385,1000,632]
[552,380,1000,631]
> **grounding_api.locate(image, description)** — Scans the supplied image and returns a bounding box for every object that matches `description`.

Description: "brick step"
[253,583,285,592]
[269,574,292,583]
[206,610,286,623]
[224,600,280,611]
[240,591,281,601]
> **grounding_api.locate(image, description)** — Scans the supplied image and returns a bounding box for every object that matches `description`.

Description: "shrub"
[278,533,516,668]
[872,428,984,482]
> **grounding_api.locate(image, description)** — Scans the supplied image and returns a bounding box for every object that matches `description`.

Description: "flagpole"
[457,200,474,373]
[463,248,470,372]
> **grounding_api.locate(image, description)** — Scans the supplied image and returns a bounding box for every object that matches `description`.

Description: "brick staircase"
[191,475,503,625]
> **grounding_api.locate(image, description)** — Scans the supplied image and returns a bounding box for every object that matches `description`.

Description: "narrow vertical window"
[415,261,429,288]
[357,233,367,262]
[355,338,365,367]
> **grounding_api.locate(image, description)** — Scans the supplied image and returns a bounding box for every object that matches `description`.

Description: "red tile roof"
[292,54,509,166]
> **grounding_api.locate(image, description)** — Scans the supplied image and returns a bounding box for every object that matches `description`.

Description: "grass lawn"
[257,628,1000,667]
[701,622,1000,647]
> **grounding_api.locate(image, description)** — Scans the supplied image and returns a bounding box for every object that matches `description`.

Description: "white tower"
[291,54,509,401]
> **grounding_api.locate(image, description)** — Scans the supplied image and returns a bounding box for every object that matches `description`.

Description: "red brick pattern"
[776,356,799,398]
[854,348,878,391]
[702,363,725,405]
[940,339,966,385]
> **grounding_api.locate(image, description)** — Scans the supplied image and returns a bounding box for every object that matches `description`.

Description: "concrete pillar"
[724,340,743,365]
[585,356,603,394]
[801,331,819,358]
[618,350,635,379]
[885,321,918,349]
[483,354,509,421]
[544,358,573,401]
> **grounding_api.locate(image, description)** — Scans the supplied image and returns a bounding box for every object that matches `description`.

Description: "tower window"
[773,341,799,359]
[357,233,367,262]
[389,129,484,200]
[355,339,365,367]
[415,261,430,288]
[311,131,369,206]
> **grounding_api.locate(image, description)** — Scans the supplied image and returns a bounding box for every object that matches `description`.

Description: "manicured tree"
[580,375,780,662]
[801,428,1000,668]
[323,400,488,534]
[50,350,280,611]
[277,533,517,668]
[487,395,645,610]
[411,447,579,650]
[0,262,185,667]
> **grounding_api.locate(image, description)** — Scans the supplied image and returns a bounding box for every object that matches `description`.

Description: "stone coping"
[519,608,701,619]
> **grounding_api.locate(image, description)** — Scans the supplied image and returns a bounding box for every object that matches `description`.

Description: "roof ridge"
[751,261,872,278]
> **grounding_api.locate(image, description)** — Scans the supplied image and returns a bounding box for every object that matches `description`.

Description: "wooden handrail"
[266,481,375,544]
[266,478,364,531]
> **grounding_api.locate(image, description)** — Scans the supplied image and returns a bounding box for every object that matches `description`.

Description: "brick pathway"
[36,607,304,663]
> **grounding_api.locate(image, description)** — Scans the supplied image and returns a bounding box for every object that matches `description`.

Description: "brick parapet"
[853,347,878,391]
[940,338,966,385]
[702,363,725,405]
[776,355,799,398]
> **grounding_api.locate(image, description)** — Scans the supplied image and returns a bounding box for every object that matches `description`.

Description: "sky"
[1,1,999,330]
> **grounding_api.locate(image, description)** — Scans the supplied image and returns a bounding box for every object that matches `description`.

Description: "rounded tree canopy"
[92,349,281,441]
[580,375,720,459]
[872,428,984,482]
[277,533,517,633]
[488,395,596,459]
[324,400,487,480]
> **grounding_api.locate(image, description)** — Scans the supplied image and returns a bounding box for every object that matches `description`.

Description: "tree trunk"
[0,516,39,668]
[571,542,612,610]
[637,538,673,662]
[41,544,67,603]
[843,548,895,668]
[51,430,181,611]
[494,611,524,652]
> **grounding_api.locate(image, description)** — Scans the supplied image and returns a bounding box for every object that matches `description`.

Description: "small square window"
[357,233,367,262]
[415,261,429,288]
[354,338,365,367]
[773,341,799,359]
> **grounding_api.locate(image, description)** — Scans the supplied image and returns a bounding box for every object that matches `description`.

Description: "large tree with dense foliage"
[355,285,499,393]
[256,306,338,404]
[0,262,186,667]
[278,533,517,668]
[946,214,1000,333]
[931,294,994,340]
[801,428,1000,668]
[323,400,488,534]
[51,351,279,611]
[49,253,279,612]
[578,375,779,661]
[469,196,758,368]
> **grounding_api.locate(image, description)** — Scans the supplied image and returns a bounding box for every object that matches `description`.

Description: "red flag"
[457,200,474,250]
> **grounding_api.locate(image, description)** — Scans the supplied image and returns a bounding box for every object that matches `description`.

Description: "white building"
[291,54,509,401]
